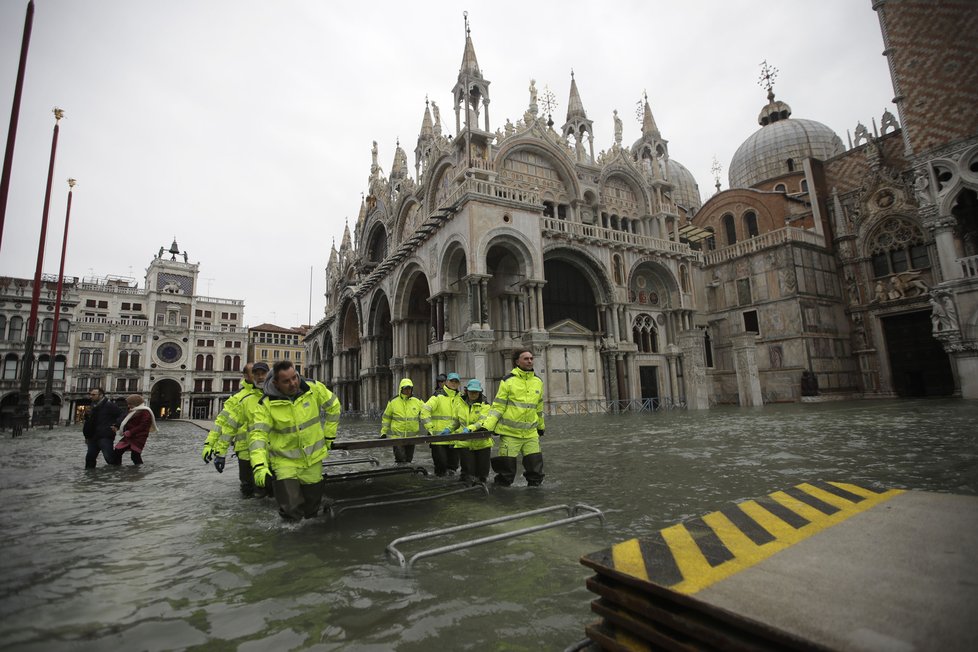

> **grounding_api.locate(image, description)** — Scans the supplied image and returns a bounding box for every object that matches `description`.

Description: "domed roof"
[666,158,702,212]
[728,92,844,189]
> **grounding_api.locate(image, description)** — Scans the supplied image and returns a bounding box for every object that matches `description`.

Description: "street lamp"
[40,178,76,428]
[12,107,63,437]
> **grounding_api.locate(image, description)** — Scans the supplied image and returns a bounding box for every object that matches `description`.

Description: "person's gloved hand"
[253,463,273,487]
[439,427,451,435]
[214,456,225,473]
[537,429,545,437]
[202,444,214,464]
[461,427,471,433]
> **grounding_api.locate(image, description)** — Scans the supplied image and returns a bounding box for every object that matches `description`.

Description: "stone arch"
[364,221,388,264]
[367,289,393,369]
[494,138,582,201]
[394,199,424,245]
[423,157,458,215]
[949,187,978,257]
[599,165,651,216]
[477,227,539,278]
[336,298,363,412]
[440,237,470,290]
[626,259,681,309]
[859,214,931,280]
[150,378,181,418]
[542,246,614,331]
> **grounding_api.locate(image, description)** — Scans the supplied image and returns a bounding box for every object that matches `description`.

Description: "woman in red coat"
[114,394,158,465]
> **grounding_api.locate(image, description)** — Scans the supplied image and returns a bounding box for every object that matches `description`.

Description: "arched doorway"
[487,244,526,336]
[400,272,432,396]
[368,291,394,406]
[337,300,362,413]
[151,378,182,419]
[0,392,19,430]
[32,393,63,426]
[882,311,954,397]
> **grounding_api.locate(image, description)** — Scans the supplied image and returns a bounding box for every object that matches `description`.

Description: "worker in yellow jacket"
[249,361,340,520]
[451,378,492,484]
[201,363,254,467]
[422,371,465,476]
[214,362,270,498]
[381,378,424,463]
[482,349,545,486]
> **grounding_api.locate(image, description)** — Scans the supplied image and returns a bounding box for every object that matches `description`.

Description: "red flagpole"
[41,178,76,428]
[0,0,34,251]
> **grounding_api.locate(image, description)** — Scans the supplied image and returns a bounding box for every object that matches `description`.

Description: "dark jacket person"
[83,388,123,468]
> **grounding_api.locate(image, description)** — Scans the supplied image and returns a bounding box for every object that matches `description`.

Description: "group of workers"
[201,349,545,521]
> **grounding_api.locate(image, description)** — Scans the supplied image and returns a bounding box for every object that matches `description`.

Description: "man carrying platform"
[214,362,271,498]
[381,378,424,464]
[249,361,341,520]
[422,372,465,476]
[201,362,254,469]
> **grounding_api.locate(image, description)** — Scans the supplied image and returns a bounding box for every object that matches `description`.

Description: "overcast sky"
[0,0,895,327]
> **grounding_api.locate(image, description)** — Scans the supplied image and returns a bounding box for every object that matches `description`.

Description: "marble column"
[730,332,763,407]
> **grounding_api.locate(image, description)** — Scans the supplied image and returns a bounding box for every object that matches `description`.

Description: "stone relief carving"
[929,291,959,333]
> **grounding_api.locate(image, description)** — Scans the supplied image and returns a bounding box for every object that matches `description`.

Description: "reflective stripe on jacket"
[422,388,465,445]
[216,384,264,456]
[482,367,545,438]
[381,394,424,437]
[206,381,253,447]
[452,397,492,450]
[248,380,340,472]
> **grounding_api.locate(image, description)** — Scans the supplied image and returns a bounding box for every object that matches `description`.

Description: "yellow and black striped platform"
[581,481,902,597]
[579,481,919,651]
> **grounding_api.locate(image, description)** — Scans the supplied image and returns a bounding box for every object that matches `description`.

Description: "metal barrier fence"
[342,398,685,420]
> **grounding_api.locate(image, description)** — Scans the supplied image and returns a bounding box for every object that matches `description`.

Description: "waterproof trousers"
[429,444,459,476]
[492,435,545,486]
[393,443,415,463]
[272,477,325,520]
[85,438,120,468]
[458,447,491,484]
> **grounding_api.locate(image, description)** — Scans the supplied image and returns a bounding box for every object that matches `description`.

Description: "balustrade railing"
[541,218,693,255]
[702,227,826,265]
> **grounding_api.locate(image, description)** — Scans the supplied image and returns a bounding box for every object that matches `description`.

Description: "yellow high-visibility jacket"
[482,367,545,438]
[204,381,253,448]
[249,378,340,473]
[422,387,465,445]
[451,396,492,450]
[381,392,424,438]
[215,384,264,458]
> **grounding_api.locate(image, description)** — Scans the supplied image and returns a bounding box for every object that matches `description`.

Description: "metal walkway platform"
[389,503,604,569]
[579,482,978,651]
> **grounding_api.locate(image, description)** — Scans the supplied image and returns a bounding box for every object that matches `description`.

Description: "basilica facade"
[304,0,978,412]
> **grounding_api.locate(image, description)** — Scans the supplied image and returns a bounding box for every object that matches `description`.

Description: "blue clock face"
[157,342,183,363]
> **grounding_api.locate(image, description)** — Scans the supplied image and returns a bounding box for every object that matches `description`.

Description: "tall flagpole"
[42,178,76,428]
[0,0,35,251]
[12,108,63,437]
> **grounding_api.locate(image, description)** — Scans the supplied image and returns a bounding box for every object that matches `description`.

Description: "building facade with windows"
[0,239,248,425]
[247,323,308,374]
[305,0,978,412]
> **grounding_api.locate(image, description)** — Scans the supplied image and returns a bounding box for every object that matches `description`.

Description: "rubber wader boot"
[522,452,545,486]
[491,456,517,486]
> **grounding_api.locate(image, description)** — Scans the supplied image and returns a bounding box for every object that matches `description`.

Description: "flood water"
[1,399,976,651]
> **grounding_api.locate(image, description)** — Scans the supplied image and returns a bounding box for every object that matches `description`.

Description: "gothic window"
[205,354,214,371]
[723,214,737,245]
[223,355,232,371]
[744,211,759,238]
[631,314,659,353]
[118,350,129,368]
[79,349,91,367]
[91,350,103,368]
[195,354,204,371]
[501,150,565,194]
[602,176,641,215]
[867,218,929,278]
[232,355,240,371]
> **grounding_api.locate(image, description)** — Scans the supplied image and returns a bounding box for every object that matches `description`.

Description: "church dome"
[666,158,702,211]
[728,92,844,189]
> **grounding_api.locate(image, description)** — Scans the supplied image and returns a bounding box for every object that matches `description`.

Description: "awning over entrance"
[678,223,714,243]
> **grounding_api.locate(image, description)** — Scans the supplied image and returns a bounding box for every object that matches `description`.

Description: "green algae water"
[1,399,976,651]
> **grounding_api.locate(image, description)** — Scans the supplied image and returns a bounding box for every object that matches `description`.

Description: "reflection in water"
[1,399,976,650]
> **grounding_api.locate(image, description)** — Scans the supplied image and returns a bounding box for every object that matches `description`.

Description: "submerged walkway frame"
[387,503,605,569]
[326,482,489,518]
